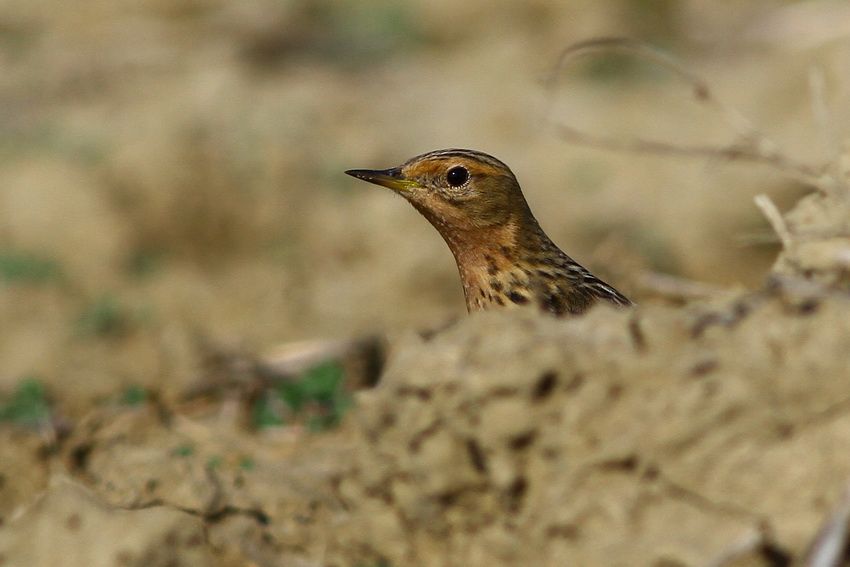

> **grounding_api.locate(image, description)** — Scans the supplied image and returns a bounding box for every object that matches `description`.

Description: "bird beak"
[345,167,419,192]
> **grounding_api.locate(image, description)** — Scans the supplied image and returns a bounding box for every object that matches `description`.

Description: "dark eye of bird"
[446,166,469,187]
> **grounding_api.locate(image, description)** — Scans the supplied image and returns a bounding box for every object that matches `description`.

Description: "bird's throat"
[408,199,552,312]
[438,222,531,312]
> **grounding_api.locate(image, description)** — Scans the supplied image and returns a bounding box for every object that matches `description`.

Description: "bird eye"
[446,166,469,187]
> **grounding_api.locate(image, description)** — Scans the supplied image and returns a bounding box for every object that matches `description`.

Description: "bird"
[345,148,632,316]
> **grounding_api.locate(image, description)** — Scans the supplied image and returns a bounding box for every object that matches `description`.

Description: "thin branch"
[636,271,727,302]
[754,193,793,250]
[808,66,850,198]
[803,481,850,567]
[545,38,831,190]
[809,67,836,154]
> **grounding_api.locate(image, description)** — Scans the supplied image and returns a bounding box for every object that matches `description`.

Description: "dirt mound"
[329,288,850,566]
[4,278,850,566]
[773,188,850,288]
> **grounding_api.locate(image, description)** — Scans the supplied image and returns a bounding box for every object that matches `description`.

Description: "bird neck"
[437,215,552,309]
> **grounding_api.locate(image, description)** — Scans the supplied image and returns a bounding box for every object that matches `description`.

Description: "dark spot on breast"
[490,280,503,292]
[508,291,529,305]
[495,296,505,306]
[500,245,513,258]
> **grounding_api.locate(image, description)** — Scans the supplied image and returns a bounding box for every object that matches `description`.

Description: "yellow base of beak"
[345,168,419,192]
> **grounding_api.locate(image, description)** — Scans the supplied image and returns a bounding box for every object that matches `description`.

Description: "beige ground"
[2,1,850,566]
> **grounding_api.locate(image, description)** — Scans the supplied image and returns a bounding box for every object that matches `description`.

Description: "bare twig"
[545,37,831,190]
[636,271,726,301]
[754,193,793,250]
[802,482,850,567]
[809,67,835,155]
[808,66,850,198]
[736,230,782,246]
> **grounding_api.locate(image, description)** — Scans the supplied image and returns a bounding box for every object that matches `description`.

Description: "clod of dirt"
[773,189,850,288]
[0,475,212,567]
[320,292,850,567]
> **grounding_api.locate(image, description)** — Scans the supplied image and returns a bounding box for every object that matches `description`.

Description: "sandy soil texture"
[5,256,850,566]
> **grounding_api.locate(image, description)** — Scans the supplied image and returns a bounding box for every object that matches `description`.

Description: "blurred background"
[1,0,850,412]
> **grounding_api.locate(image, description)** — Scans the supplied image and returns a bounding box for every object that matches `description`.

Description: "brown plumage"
[345,148,632,316]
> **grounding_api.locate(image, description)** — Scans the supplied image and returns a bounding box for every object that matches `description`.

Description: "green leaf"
[251,392,285,429]
[0,251,63,285]
[299,360,344,402]
[126,248,166,279]
[0,378,52,427]
[76,295,132,338]
[276,381,306,412]
[263,360,354,432]
[121,385,148,406]
[172,444,194,457]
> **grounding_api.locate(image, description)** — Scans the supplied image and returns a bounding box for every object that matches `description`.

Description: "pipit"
[346,148,632,316]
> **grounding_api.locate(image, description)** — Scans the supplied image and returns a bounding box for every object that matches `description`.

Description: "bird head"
[345,149,533,233]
